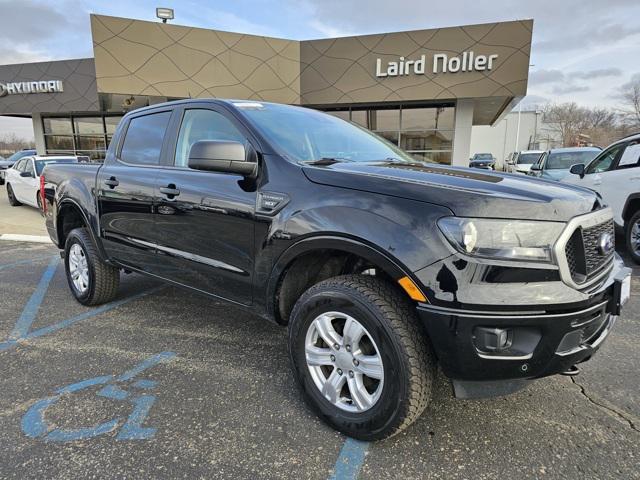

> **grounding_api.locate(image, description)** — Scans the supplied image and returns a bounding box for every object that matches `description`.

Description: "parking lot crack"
[571,377,639,433]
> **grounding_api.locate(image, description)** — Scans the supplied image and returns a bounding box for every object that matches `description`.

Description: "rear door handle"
[104,177,119,188]
[159,185,180,197]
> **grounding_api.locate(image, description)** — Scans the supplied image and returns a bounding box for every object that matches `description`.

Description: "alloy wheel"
[304,311,384,412]
[68,243,90,294]
[632,220,640,256]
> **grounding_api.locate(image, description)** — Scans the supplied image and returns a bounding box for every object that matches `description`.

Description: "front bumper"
[416,267,630,384]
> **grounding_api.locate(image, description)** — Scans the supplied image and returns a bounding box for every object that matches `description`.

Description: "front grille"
[564,218,614,285]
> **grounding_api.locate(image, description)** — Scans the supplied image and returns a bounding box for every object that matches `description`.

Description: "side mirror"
[20,171,34,178]
[188,140,257,177]
[569,163,585,178]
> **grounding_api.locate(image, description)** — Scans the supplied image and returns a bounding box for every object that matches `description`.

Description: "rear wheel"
[64,228,120,305]
[288,275,435,440]
[626,211,640,264]
[6,184,22,206]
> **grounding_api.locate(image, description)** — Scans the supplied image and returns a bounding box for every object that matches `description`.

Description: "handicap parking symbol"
[22,351,176,442]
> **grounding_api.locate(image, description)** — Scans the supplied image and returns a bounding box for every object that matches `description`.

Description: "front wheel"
[626,211,640,264]
[64,228,120,305]
[288,275,435,440]
[6,184,22,206]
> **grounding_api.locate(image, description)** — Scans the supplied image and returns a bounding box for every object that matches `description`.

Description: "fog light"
[474,327,512,352]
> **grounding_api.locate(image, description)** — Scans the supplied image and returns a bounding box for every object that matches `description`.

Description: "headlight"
[437,217,565,263]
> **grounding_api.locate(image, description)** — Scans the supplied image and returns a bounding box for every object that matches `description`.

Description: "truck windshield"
[546,151,598,170]
[517,153,541,164]
[237,102,418,164]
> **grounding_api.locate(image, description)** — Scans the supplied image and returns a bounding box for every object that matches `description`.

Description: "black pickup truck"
[42,99,631,440]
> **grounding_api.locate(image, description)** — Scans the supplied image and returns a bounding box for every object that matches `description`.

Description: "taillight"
[40,174,46,214]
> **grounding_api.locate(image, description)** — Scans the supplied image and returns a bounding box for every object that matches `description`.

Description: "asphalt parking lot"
[0,207,639,479]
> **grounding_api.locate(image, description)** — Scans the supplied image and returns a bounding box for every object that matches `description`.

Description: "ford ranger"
[41,99,631,440]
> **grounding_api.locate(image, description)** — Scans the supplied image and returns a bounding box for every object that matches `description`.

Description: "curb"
[0,234,53,244]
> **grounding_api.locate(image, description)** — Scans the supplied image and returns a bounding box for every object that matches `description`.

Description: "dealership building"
[0,14,532,165]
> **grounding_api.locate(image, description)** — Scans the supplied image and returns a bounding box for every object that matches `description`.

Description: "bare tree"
[0,133,35,156]
[620,75,640,128]
[542,102,590,147]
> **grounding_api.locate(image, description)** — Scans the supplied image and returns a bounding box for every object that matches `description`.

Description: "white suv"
[506,150,544,174]
[563,133,640,262]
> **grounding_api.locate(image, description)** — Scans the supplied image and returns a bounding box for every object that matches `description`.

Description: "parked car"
[5,155,78,209]
[528,147,601,181]
[42,99,630,440]
[563,133,640,263]
[506,150,544,174]
[469,153,496,169]
[0,149,36,185]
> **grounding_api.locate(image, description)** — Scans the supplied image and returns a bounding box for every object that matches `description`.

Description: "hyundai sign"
[0,80,64,97]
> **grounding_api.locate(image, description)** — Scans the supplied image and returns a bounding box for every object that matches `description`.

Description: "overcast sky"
[1,0,639,140]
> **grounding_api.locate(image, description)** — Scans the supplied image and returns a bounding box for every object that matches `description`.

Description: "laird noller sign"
[0,80,64,97]
[376,51,499,77]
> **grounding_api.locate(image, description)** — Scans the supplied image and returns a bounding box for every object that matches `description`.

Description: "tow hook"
[560,365,580,376]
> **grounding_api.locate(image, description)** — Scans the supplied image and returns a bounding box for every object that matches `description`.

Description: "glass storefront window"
[74,117,104,135]
[375,131,400,146]
[105,116,123,134]
[43,118,73,135]
[400,130,453,151]
[43,114,121,161]
[76,135,106,150]
[409,151,452,164]
[351,110,367,128]
[401,106,454,130]
[370,109,400,131]
[326,110,350,121]
[45,135,74,150]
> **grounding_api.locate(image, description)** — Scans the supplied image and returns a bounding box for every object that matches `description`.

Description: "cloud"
[308,20,354,38]
[569,68,622,80]
[529,69,565,85]
[552,84,590,95]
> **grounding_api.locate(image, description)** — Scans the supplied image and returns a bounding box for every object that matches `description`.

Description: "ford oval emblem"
[598,232,614,256]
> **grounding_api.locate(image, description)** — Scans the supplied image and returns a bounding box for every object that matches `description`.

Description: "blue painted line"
[0,286,164,353]
[25,286,164,340]
[22,351,177,442]
[21,397,57,438]
[0,255,54,271]
[9,256,59,339]
[46,419,120,442]
[56,375,112,394]
[132,379,157,389]
[117,351,176,381]
[116,395,157,440]
[98,384,129,400]
[329,438,370,480]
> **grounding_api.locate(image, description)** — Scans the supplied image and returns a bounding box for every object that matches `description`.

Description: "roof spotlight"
[156,7,174,23]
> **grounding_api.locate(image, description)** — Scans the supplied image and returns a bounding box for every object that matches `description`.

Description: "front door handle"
[104,177,119,188]
[159,185,180,197]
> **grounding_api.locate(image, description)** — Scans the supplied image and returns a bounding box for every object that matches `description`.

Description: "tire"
[288,274,435,441]
[6,184,22,206]
[626,211,640,264]
[64,228,120,306]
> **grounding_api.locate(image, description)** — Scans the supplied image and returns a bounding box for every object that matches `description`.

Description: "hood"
[302,161,600,222]
[541,169,569,181]
[0,160,15,168]
[515,164,532,173]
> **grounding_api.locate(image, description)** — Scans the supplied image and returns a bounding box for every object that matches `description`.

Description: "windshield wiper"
[304,157,353,166]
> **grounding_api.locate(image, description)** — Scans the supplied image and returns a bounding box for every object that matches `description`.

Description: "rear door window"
[120,111,172,165]
[616,142,640,170]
